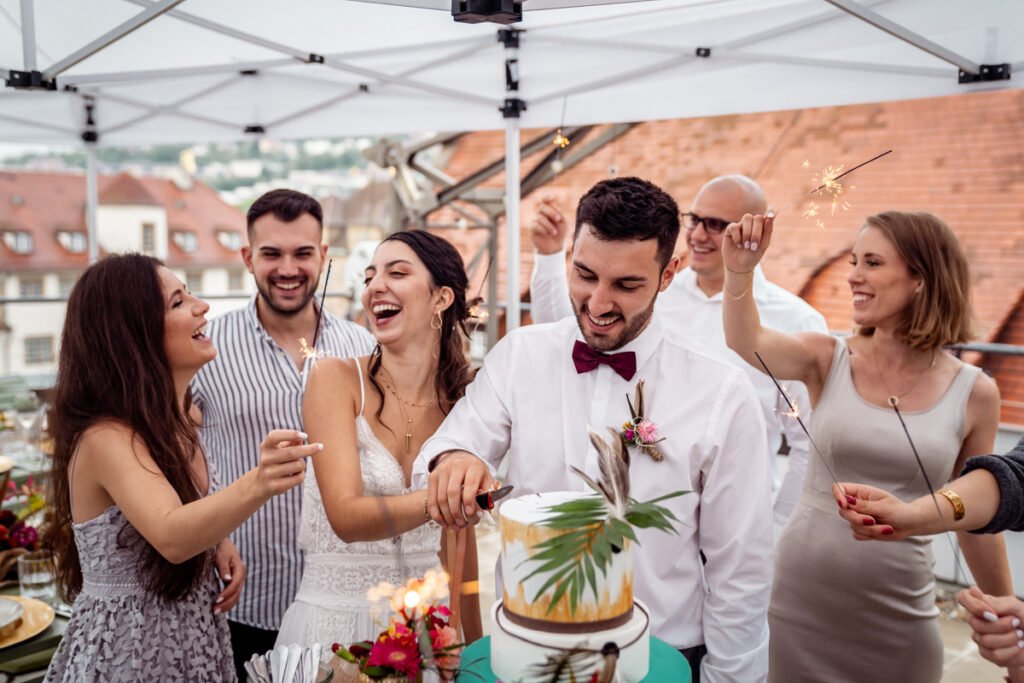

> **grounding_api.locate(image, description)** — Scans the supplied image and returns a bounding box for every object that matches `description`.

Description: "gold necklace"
[380,369,435,453]
[870,344,936,408]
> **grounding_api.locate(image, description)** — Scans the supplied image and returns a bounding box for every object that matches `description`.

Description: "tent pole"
[504,117,521,333]
[486,219,499,349]
[20,0,36,71]
[500,28,525,335]
[85,143,99,265]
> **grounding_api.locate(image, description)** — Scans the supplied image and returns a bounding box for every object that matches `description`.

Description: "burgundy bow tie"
[572,340,637,381]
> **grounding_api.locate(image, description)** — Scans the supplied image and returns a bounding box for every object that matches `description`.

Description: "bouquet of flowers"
[333,571,464,682]
[1,477,44,551]
[0,476,46,580]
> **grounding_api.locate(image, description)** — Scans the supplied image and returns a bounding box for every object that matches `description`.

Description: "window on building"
[217,230,243,251]
[172,231,198,253]
[227,268,246,292]
[185,269,203,293]
[19,275,44,298]
[2,231,33,254]
[24,336,54,364]
[58,273,78,298]
[57,231,87,253]
[142,223,156,253]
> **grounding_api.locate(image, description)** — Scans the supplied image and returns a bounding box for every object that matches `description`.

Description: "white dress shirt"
[529,250,828,530]
[413,312,772,683]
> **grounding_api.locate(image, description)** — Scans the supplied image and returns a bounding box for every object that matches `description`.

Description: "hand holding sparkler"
[529,195,569,256]
[250,429,323,499]
[957,586,1024,669]
[722,212,775,282]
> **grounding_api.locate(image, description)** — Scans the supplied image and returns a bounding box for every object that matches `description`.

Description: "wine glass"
[12,392,43,467]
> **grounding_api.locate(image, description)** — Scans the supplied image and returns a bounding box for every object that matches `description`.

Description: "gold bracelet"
[725,285,751,301]
[938,489,965,521]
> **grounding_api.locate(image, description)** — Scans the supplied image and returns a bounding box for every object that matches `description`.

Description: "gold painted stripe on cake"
[501,514,634,623]
[501,602,635,633]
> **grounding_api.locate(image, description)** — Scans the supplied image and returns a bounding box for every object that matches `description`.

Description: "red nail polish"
[837,500,843,509]
[882,527,894,535]
[862,517,875,526]
[846,495,857,506]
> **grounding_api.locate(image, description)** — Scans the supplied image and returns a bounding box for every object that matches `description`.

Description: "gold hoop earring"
[431,310,443,331]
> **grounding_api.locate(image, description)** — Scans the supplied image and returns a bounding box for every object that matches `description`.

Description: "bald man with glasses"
[529,175,828,533]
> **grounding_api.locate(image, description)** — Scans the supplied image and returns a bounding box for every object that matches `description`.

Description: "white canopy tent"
[2,0,1023,330]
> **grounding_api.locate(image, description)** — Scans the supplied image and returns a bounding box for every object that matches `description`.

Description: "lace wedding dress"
[276,367,442,651]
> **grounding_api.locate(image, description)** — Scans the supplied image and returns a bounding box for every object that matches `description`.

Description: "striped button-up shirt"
[191,297,375,630]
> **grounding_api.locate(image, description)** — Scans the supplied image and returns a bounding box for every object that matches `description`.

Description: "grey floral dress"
[45,506,236,682]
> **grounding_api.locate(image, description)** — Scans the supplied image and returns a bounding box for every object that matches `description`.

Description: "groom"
[413,177,772,682]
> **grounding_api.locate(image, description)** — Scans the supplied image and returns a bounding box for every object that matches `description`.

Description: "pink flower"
[368,630,421,678]
[635,419,658,443]
[624,429,636,442]
[431,625,461,673]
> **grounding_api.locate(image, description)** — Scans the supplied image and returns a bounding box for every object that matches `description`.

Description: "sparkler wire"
[311,258,334,350]
[890,402,972,583]
[754,352,842,489]
[773,149,893,218]
[802,149,892,199]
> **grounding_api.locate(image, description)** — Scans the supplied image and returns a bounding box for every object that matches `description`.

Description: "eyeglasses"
[682,212,731,235]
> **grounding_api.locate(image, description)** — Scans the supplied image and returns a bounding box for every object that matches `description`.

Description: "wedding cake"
[490,491,651,682]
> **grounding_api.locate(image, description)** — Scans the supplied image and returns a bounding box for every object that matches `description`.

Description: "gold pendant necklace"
[870,344,936,408]
[380,368,435,453]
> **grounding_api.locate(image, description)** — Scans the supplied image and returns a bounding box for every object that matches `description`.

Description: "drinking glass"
[18,550,57,605]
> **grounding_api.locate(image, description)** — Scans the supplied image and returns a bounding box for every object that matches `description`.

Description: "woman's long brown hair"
[46,254,210,602]
[367,230,473,424]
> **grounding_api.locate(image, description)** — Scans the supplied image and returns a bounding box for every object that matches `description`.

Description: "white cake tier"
[490,599,651,683]
[500,491,633,627]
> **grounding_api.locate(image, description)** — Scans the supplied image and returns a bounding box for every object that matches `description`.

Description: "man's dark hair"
[574,177,680,269]
[246,189,323,238]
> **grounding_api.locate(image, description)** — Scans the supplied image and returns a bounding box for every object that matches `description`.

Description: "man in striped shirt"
[191,190,375,678]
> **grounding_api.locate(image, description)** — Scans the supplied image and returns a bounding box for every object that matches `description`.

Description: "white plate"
[0,596,24,630]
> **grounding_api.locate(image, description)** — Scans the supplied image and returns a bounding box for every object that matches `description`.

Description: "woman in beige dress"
[721,210,1009,682]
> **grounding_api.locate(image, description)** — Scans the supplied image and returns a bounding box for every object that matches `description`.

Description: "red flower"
[368,633,421,679]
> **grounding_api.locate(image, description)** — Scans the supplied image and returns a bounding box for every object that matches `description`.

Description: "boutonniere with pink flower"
[620,380,665,462]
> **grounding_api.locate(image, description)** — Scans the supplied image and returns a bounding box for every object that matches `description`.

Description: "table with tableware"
[0,586,67,682]
[456,635,691,682]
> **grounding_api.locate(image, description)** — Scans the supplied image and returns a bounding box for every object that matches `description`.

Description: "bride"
[277,230,481,651]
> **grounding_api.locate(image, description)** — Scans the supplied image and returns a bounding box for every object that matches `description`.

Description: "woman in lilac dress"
[44,254,320,682]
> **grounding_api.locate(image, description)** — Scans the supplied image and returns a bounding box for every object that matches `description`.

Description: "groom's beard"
[572,293,657,352]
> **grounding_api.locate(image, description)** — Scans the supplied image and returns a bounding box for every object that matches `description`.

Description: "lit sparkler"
[552,129,571,149]
[755,352,842,489]
[775,150,893,226]
[300,258,334,365]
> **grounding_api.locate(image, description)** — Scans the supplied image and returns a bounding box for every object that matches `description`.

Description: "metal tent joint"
[81,98,99,144]
[501,97,526,119]
[244,124,266,134]
[497,28,523,49]
[308,53,325,64]
[454,1,522,26]
[959,63,1011,84]
[5,69,56,91]
[696,47,712,58]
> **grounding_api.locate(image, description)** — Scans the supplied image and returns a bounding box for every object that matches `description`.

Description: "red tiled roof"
[440,88,1024,424]
[99,172,160,206]
[0,170,245,270]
